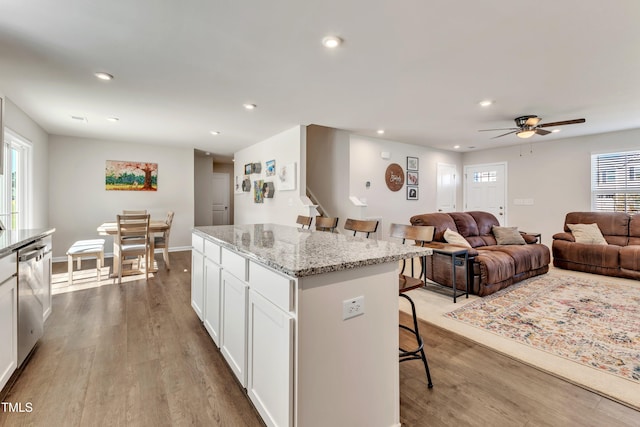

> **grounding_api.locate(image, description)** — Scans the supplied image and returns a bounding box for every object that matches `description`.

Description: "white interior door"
[436,163,457,212]
[212,173,230,225]
[464,162,507,225]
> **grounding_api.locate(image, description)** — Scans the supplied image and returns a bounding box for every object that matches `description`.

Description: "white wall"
[349,135,463,237]
[462,128,640,247]
[234,125,307,225]
[4,98,49,228]
[306,126,351,219]
[48,135,194,258]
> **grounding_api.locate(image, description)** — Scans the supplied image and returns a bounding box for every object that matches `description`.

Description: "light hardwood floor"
[1,251,638,426]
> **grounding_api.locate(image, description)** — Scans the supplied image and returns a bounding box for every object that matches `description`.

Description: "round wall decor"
[385,163,405,191]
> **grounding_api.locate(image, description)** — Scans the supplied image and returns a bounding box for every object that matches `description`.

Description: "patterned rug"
[446,274,640,387]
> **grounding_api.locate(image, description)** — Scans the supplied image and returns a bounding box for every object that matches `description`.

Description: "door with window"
[0,130,31,230]
[464,163,506,225]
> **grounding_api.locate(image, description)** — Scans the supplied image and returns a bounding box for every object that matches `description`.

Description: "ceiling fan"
[479,115,586,139]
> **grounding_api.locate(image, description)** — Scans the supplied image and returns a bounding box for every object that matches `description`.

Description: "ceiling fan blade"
[478,128,518,132]
[535,128,551,136]
[525,117,541,126]
[491,130,518,139]
[538,118,586,128]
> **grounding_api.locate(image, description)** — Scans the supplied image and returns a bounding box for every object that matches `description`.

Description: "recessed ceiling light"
[243,103,257,110]
[478,100,493,107]
[377,129,385,135]
[71,115,88,123]
[552,129,561,133]
[106,117,119,122]
[205,152,211,156]
[94,72,114,81]
[210,130,220,135]
[322,36,343,48]
[454,145,461,149]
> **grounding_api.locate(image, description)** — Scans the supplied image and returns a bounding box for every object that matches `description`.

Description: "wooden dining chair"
[344,218,379,238]
[123,209,147,215]
[296,215,313,229]
[315,216,339,233]
[390,223,435,388]
[115,213,150,284]
[154,211,175,270]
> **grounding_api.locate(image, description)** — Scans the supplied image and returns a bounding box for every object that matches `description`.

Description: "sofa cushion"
[619,245,640,270]
[482,244,551,274]
[567,223,607,245]
[410,212,457,242]
[492,226,526,245]
[444,228,472,248]
[563,212,629,246]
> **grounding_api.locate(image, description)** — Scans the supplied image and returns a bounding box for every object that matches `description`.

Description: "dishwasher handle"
[19,247,45,262]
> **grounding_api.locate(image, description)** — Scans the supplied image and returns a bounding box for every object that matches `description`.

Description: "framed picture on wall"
[407,156,419,171]
[407,171,419,186]
[244,163,252,175]
[407,186,418,200]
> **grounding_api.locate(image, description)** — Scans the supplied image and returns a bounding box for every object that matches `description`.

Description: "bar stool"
[344,218,379,238]
[391,223,435,388]
[315,216,339,232]
[296,215,313,229]
[66,239,105,285]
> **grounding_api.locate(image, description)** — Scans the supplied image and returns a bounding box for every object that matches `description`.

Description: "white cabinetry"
[247,261,294,427]
[191,234,205,320]
[203,240,222,346]
[0,252,18,392]
[220,269,248,386]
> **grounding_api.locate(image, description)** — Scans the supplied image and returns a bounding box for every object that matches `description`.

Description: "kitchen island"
[192,224,432,427]
[0,227,55,393]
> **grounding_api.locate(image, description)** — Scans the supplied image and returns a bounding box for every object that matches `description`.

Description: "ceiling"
[1,1,639,159]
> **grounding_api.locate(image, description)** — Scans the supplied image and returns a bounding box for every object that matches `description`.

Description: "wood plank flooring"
[1,250,638,426]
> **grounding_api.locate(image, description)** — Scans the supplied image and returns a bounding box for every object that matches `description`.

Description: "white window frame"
[591,150,640,213]
[1,128,32,230]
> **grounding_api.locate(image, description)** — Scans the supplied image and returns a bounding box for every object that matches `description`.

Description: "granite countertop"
[0,228,56,257]
[194,224,432,278]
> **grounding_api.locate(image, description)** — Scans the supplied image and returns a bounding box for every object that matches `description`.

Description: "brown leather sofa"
[552,211,640,279]
[410,211,551,296]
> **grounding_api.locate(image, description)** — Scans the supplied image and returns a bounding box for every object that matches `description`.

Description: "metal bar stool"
[391,223,434,388]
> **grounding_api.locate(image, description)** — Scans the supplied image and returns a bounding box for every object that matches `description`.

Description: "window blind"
[591,150,640,213]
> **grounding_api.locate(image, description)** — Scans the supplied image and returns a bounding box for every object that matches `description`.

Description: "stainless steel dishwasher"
[17,240,50,367]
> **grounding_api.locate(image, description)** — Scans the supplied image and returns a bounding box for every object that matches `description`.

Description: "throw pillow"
[492,226,526,245]
[444,228,472,248]
[567,223,608,245]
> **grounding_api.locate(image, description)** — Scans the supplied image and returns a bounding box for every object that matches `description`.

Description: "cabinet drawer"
[249,262,294,313]
[221,248,247,281]
[192,233,204,254]
[204,240,221,264]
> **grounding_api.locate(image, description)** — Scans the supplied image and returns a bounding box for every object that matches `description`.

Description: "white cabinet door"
[220,270,248,386]
[0,276,17,391]
[203,258,222,346]
[191,249,205,321]
[248,290,294,427]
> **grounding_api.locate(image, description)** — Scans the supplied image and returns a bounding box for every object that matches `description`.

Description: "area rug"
[400,270,640,410]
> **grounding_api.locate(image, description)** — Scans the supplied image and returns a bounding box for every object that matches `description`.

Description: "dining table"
[97,219,170,277]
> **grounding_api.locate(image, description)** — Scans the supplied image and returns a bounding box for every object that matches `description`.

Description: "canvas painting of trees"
[105,160,158,191]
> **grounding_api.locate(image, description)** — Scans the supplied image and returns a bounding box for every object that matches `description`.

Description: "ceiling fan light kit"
[479,115,586,139]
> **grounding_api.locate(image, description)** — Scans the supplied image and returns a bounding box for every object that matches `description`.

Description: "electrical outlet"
[343,296,365,320]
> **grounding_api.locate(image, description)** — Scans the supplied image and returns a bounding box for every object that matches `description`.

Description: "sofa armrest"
[520,232,540,244]
[552,231,575,242]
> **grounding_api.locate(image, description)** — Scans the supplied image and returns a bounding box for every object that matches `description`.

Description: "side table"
[423,243,469,303]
